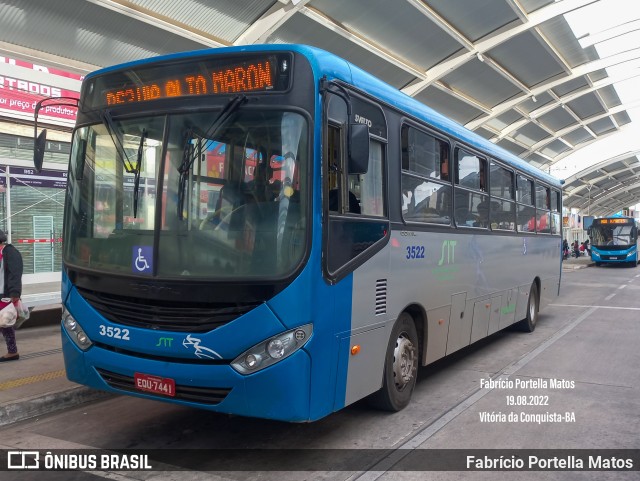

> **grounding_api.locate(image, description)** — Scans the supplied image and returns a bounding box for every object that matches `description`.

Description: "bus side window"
[516,174,535,232]
[327,124,363,215]
[454,147,487,228]
[401,124,451,224]
[349,140,384,216]
[327,124,342,213]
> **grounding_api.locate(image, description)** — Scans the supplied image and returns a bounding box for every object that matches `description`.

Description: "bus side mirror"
[348,123,369,175]
[34,129,47,173]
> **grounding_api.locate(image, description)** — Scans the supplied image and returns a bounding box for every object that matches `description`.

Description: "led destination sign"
[597,218,631,224]
[86,54,291,110]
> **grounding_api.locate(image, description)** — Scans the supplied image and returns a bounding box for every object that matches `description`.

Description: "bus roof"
[86,44,562,188]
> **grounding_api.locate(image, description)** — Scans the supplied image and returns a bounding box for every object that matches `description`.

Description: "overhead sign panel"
[85,53,292,110]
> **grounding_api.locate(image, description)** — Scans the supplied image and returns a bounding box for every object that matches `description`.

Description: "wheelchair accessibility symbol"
[133,246,153,274]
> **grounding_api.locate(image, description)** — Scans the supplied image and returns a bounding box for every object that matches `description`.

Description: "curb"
[563,264,591,270]
[0,387,113,427]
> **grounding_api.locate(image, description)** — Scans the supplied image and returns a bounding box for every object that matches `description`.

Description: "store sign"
[0,56,80,121]
[0,56,84,81]
[0,167,68,189]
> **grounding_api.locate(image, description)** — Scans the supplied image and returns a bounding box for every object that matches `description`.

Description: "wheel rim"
[393,333,416,391]
[529,290,537,324]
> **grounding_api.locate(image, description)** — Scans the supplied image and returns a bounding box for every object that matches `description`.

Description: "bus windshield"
[590,222,635,246]
[64,109,308,279]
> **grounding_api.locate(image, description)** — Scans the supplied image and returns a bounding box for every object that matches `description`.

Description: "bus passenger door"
[322,89,391,407]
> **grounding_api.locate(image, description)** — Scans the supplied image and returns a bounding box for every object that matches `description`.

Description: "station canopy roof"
[0,0,638,216]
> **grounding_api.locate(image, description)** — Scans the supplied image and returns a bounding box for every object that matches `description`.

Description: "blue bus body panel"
[66,286,288,360]
[64,249,352,421]
[61,268,72,305]
[62,329,311,421]
[591,246,638,264]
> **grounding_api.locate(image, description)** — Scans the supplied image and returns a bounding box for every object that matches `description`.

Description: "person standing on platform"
[0,229,23,362]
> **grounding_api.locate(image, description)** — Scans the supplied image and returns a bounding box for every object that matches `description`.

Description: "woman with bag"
[0,229,23,362]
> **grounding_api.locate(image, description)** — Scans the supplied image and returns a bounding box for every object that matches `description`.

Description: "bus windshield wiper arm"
[179,94,248,174]
[177,128,194,220]
[100,109,136,174]
[133,129,147,218]
[177,95,248,220]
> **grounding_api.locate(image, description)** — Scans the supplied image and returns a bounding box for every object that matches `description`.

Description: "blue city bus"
[33,45,562,422]
[588,217,639,267]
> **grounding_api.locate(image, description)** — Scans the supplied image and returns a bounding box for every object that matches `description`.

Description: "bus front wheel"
[369,313,418,412]
[517,282,539,333]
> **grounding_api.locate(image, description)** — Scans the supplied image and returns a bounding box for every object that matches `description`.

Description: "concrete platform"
[0,324,110,426]
[21,281,61,309]
[1,279,108,426]
[561,254,594,270]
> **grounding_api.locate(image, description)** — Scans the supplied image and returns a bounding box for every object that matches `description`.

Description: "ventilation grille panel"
[375,279,387,315]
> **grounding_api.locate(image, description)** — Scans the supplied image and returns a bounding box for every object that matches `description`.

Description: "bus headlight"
[231,324,313,375]
[62,307,93,351]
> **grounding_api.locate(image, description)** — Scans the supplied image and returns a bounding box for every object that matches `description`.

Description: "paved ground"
[1,255,638,480]
[0,254,595,426]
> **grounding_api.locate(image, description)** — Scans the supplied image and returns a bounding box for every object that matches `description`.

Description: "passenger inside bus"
[440,153,450,181]
[476,197,489,227]
[329,189,361,214]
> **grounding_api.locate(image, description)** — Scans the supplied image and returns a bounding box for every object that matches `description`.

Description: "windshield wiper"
[177,95,248,220]
[101,110,147,218]
[133,129,147,218]
[101,110,137,174]
[177,128,194,220]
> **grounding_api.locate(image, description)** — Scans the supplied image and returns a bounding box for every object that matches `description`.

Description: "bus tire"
[595,262,601,266]
[517,283,539,333]
[369,313,418,412]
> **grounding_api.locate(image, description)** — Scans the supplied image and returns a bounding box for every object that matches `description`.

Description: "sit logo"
[438,240,457,265]
[155,337,173,348]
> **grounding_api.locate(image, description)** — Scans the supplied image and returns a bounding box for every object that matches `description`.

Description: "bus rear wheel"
[517,282,539,332]
[369,313,418,412]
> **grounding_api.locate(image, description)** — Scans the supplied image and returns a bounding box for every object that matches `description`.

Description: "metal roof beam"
[525,102,640,155]
[402,0,597,97]
[496,71,640,140]
[564,150,640,183]
[568,163,640,197]
[533,27,572,74]
[233,0,311,45]
[298,6,426,80]
[85,0,227,47]
[404,0,474,50]
[432,82,491,113]
[466,48,640,130]
[579,19,640,48]
[505,0,529,22]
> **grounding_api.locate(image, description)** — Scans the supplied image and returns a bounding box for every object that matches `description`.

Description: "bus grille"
[96,369,231,405]
[77,288,259,333]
